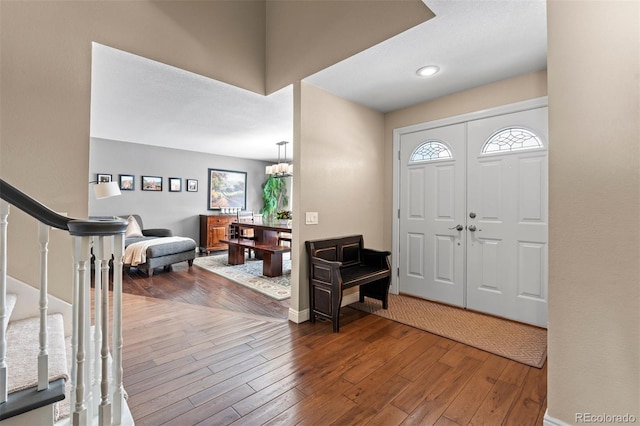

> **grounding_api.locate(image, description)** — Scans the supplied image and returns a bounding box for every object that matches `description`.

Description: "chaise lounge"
[121,215,196,276]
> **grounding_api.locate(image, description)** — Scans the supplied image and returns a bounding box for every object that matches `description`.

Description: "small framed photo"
[141,176,163,191]
[169,177,182,192]
[186,179,198,192]
[97,173,112,183]
[119,174,135,191]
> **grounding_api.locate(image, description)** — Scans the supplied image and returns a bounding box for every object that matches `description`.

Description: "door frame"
[391,96,548,295]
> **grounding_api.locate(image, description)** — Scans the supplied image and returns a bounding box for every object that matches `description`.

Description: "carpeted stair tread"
[3,293,17,333]
[6,313,69,393]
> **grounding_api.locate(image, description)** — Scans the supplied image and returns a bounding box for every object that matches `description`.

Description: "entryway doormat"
[350,294,547,368]
[193,253,291,300]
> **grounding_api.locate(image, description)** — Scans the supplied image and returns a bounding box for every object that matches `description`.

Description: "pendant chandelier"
[265,141,293,178]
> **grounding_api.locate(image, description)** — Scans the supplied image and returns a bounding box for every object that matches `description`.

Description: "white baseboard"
[544,410,571,426]
[288,291,361,324]
[288,307,309,323]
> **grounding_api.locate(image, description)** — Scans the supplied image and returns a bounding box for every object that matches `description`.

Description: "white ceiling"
[89,0,547,163]
[90,44,294,163]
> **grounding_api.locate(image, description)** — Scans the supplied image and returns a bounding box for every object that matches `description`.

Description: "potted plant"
[260,176,289,221]
[276,210,292,225]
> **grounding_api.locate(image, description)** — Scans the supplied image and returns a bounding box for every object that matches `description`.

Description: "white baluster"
[70,233,79,422]
[0,201,9,404]
[72,235,90,425]
[93,236,102,395]
[37,222,49,391]
[112,233,124,425]
[98,236,112,426]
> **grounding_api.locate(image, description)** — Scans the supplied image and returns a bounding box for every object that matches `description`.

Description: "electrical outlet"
[305,212,318,225]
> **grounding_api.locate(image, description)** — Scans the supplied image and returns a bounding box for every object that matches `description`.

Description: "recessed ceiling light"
[416,65,440,77]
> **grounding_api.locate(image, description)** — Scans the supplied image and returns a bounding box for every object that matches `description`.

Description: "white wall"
[546,0,640,422]
[291,81,385,319]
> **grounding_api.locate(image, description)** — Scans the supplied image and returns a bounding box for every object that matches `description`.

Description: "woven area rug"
[351,294,547,368]
[193,253,291,300]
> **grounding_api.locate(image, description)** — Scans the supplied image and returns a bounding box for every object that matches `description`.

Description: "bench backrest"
[305,235,364,268]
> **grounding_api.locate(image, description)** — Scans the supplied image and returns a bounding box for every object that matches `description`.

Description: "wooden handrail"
[0,179,72,230]
[0,178,128,235]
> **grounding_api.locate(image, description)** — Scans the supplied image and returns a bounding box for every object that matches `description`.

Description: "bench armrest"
[361,248,391,268]
[310,256,342,269]
[143,228,173,238]
[309,256,344,285]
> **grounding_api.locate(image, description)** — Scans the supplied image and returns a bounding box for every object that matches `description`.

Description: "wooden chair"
[230,210,255,257]
[277,216,291,259]
[278,232,292,247]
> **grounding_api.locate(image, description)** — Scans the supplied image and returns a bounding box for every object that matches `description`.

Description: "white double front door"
[398,105,548,327]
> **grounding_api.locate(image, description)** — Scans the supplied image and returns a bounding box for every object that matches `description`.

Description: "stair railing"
[0,178,128,425]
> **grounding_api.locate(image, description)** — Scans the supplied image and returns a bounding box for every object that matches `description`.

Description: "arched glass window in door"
[481,127,543,154]
[409,140,453,163]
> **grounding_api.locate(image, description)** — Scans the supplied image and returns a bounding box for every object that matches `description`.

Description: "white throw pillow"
[125,215,143,238]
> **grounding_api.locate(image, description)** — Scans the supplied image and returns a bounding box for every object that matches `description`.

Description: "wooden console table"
[199,214,236,253]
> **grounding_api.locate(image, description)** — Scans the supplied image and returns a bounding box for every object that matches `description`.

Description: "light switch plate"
[305,212,318,225]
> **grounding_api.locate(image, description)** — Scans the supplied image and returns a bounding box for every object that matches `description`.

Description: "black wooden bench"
[220,238,291,277]
[306,235,391,332]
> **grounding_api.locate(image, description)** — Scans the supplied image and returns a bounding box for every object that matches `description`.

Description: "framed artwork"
[169,177,182,192]
[141,176,163,191]
[208,168,246,210]
[119,174,135,191]
[186,179,198,192]
[97,173,112,183]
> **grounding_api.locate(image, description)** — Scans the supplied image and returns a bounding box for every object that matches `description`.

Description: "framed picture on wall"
[169,177,182,192]
[141,176,162,191]
[208,169,246,210]
[119,174,135,191]
[97,173,112,183]
[186,179,198,192]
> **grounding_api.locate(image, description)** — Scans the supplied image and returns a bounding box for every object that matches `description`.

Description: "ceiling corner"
[264,0,434,95]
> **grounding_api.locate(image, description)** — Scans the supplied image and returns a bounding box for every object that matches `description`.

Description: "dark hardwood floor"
[122,255,290,319]
[119,258,547,425]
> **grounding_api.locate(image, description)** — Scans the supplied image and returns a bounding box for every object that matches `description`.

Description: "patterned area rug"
[351,294,547,368]
[193,253,291,300]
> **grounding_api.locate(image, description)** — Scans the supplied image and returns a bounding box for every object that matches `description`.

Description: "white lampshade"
[94,181,121,199]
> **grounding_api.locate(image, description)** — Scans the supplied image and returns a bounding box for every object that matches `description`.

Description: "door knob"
[449,224,464,231]
[468,225,481,232]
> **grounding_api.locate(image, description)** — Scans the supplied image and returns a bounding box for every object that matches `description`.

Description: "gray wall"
[89,138,271,243]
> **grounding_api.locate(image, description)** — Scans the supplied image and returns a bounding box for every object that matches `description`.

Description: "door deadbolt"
[469,212,476,219]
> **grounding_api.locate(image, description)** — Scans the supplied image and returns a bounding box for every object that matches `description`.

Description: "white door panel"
[466,107,548,327]
[399,124,466,307]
